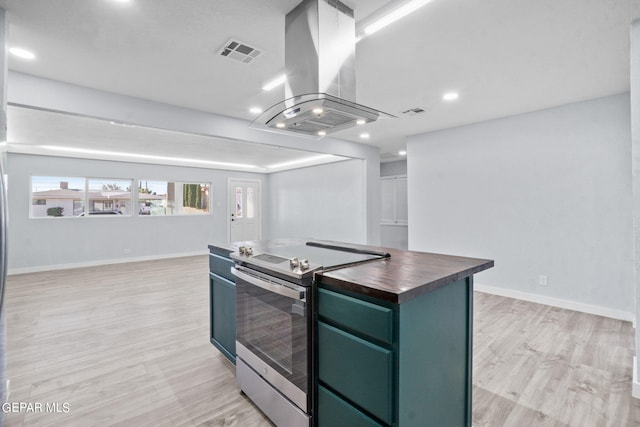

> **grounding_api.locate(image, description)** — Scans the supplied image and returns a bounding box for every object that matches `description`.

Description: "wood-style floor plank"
[2,256,639,426]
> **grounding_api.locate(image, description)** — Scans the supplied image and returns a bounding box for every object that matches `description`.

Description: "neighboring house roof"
[32,189,85,199]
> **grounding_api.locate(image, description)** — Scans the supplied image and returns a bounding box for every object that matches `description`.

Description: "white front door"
[228,179,261,242]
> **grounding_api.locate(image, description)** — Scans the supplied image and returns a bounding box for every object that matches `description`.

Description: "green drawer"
[318,385,383,427]
[317,287,393,345]
[318,322,393,424]
[209,252,234,282]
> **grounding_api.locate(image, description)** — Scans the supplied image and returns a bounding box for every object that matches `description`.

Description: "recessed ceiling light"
[442,92,459,101]
[9,47,36,60]
[276,123,286,128]
[360,133,370,139]
[249,107,263,114]
[111,0,131,3]
[356,119,366,125]
[398,150,407,156]
[262,74,286,91]
[318,131,326,136]
[363,0,432,37]
[312,107,324,114]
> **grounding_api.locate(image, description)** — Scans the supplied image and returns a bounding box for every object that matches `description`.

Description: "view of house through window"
[31,176,85,217]
[87,178,133,215]
[31,177,212,218]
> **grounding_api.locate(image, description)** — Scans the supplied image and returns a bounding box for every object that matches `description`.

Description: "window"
[31,176,85,217]
[138,181,211,216]
[87,178,132,215]
[138,180,174,216]
[380,175,408,225]
[181,182,210,215]
[31,177,210,218]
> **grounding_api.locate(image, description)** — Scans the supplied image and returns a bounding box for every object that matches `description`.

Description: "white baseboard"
[474,283,635,324]
[634,357,640,399]
[7,250,208,275]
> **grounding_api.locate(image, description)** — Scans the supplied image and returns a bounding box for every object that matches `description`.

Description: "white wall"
[380,160,407,177]
[7,153,265,272]
[266,159,366,244]
[408,93,634,317]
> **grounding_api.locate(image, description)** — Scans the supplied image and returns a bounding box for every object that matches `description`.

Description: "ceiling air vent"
[401,107,426,116]
[219,39,261,64]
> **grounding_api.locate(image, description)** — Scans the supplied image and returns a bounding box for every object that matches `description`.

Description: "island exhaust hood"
[252,0,393,137]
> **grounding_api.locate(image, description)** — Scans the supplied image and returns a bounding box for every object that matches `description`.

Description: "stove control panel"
[231,246,324,280]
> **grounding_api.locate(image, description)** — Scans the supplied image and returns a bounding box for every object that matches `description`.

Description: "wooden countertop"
[209,239,494,304]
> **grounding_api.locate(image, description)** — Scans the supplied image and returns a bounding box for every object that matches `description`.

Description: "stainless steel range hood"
[252,0,393,137]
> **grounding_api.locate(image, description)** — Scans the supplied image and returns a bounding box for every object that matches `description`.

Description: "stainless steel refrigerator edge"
[0,8,9,427]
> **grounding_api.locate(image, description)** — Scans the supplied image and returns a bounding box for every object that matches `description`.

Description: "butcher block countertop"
[209,238,494,304]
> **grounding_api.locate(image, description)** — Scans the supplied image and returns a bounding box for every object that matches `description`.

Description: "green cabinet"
[317,277,473,427]
[209,249,236,364]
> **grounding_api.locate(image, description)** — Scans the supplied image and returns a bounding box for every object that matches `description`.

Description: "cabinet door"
[210,273,236,363]
[318,322,393,424]
[318,385,383,427]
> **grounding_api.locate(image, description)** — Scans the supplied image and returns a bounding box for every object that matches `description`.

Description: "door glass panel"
[236,187,243,218]
[247,187,255,219]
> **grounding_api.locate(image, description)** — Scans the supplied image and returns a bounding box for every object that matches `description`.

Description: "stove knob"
[239,246,246,255]
[290,257,299,268]
[246,247,253,256]
[300,259,310,270]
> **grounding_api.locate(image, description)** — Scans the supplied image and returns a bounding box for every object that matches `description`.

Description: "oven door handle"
[231,267,306,301]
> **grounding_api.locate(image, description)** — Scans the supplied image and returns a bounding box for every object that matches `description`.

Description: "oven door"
[233,265,310,412]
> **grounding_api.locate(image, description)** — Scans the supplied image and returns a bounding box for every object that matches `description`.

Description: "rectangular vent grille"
[402,107,426,116]
[219,39,261,64]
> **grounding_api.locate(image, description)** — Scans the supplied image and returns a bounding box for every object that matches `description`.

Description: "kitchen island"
[208,239,493,427]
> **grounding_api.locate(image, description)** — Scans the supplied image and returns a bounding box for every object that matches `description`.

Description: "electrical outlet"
[538,275,548,286]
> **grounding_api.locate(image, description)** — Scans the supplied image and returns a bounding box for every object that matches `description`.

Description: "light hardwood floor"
[2,255,639,426]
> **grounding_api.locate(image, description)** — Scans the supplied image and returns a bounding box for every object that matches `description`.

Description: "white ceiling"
[0,0,633,161]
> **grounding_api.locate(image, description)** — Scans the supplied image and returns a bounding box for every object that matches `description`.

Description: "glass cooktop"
[231,242,390,281]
